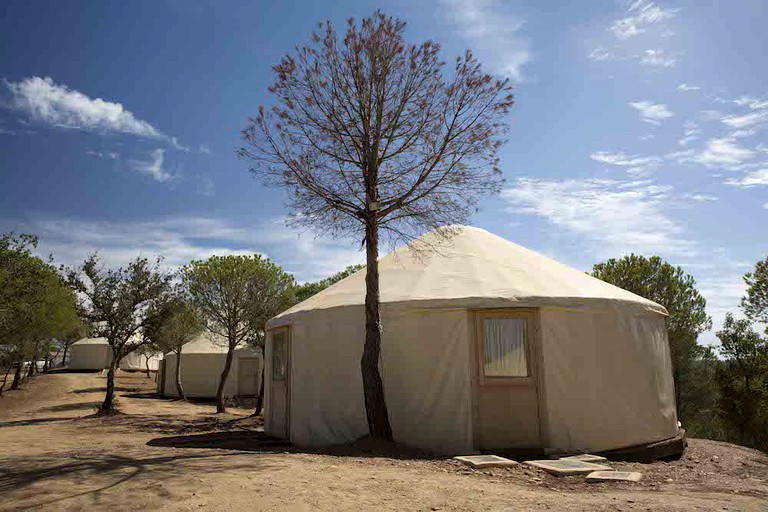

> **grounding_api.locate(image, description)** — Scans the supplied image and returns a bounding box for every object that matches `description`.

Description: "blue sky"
[1,0,766,345]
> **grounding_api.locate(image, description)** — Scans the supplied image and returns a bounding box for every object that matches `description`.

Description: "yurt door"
[475,310,542,451]
[269,328,291,439]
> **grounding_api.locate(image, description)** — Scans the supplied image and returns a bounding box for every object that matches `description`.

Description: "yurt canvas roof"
[72,337,108,345]
[269,226,666,328]
[170,332,260,356]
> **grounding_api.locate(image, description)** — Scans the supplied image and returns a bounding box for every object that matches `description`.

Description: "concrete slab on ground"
[561,454,608,463]
[524,459,613,476]
[453,455,518,468]
[586,471,642,483]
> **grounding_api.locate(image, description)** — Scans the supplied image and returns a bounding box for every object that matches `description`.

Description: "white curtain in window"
[483,318,528,377]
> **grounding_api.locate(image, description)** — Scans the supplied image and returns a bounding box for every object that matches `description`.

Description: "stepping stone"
[524,459,613,476]
[453,455,518,468]
[586,470,642,483]
[560,454,608,463]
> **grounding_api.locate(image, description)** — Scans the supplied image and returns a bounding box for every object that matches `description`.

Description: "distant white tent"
[264,226,679,457]
[157,333,263,398]
[67,337,162,371]
[67,338,111,370]
[119,350,163,372]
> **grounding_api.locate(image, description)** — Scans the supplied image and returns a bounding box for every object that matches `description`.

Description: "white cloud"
[677,83,700,92]
[198,144,212,155]
[725,168,768,187]
[721,110,768,129]
[629,101,674,124]
[640,133,655,141]
[128,148,173,182]
[640,49,676,69]
[87,150,119,160]
[441,0,531,81]
[3,76,163,138]
[764,202,768,210]
[502,178,693,256]
[677,122,700,146]
[588,47,616,62]
[668,137,755,170]
[609,0,677,40]
[590,150,662,174]
[681,193,718,202]
[7,217,363,283]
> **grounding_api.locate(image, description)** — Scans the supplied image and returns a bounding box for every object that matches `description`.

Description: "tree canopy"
[183,254,295,412]
[295,264,364,303]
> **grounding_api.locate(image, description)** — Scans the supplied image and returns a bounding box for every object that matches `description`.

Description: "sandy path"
[0,372,766,511]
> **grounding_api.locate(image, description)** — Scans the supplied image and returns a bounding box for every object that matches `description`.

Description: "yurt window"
[482,317,529,377]
[272,332,286,381]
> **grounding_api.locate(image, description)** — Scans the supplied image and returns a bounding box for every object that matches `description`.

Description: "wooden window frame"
[474,309,536,387]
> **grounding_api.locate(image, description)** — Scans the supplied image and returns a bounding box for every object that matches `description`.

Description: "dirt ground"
[0,372,766,511]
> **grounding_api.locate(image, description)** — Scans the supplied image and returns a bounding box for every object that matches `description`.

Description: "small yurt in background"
[119,351,163,372]
[67,338,112,370]
[157,332,263,398]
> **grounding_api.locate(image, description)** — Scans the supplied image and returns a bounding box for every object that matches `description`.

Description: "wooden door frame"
[470,308,548,451]
[268,326,292,440]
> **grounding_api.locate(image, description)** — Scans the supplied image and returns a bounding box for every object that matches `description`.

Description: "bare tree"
[240,11,513,438]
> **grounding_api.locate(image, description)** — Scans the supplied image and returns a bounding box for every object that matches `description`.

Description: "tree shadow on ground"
[0,451,272,510]
[36,401,102,413]
[0,417,79,429]
[147,430,440,460]
[71,387,137,395]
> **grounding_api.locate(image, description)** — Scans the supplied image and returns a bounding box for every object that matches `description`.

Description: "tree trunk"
[174,347,186,400]
[27,356,35,378]
[62,343,70,368]
[98,353,119,415]
[44,356,49,374]
[145,355,151,378]
[10,362,22,390]
[216,337,236,413]
[252,345,265,417]
[0,366,12,395]
[360,215,393,440]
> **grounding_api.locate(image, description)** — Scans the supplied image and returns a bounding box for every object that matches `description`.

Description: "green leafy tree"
[715,313,768,449]
[295,265,364,303]
[144,294,204,399]
[742,255,768,331]
[183,254,294,413]
[591,255,712,423]
[0,232,80,390]
[66,255,172,414]
[240,11,513,439]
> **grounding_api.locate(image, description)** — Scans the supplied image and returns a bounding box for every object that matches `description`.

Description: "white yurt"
[264,226,680,457]
[119,350,163,372]
[67,338,112,370]
[157,333,263,398]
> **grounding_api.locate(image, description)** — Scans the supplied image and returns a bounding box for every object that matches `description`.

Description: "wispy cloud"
[441,0,531,81]
[677,83,701,92]
[4,216,363,282]
[725,168,768,187]
[590,150,662,175]
[629,100,674,124]
[3,76,161,138]
[128,148,174,182]
[609,0,677,40]
[668,137,756,170]
[639,49,676,69]
[502,177,693,257]
[677,122,701,146]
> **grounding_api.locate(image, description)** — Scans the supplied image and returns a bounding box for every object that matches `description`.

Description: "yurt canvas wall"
[264,226,679,456]
[119,351,163,371]
[67,338,112,370]
[158,333,263,398]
